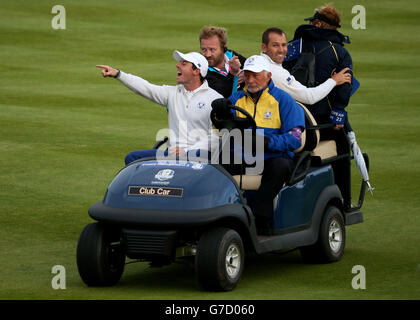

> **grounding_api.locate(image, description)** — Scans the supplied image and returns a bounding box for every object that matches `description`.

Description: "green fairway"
[1,0,419,299]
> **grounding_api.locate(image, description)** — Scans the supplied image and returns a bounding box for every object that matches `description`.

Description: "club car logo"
[155,169,175,181]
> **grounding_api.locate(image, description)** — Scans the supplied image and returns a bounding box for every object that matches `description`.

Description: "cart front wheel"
[195,227,244,291]
[76,222,125,286]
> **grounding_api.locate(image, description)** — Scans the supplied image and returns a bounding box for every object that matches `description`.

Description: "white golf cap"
[243,55,271,73]
[173,50,208,77]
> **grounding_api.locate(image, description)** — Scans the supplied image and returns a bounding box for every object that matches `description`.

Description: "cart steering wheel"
[210,105,257,133]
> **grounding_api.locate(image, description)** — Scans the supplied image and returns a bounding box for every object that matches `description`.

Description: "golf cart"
[76,103,369,291]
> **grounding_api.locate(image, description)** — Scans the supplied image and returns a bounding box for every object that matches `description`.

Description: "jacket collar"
[208,50,234,77]
[260,52,281,66]
[293,24,350,45]
[180,80,209,94]
[244,80,275,102]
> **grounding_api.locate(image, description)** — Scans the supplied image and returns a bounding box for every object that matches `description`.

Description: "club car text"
[128,186,183,197]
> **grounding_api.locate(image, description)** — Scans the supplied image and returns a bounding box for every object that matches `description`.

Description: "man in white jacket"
[96,50,223,165]
[260,27,351,130]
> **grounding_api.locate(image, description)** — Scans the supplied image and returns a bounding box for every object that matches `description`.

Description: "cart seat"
[311,140,337,160]
[297,102,337,161]
[232,174,263,191]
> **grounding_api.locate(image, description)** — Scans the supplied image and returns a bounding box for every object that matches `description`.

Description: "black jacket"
[284,25,353,123]
[205,49,247,99]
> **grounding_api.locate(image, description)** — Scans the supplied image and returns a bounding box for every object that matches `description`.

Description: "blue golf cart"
[76,103,369,291]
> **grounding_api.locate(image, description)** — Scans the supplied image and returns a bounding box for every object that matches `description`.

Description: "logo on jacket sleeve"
[197,102,206,109]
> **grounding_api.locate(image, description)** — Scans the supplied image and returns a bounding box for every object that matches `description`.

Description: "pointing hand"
[96,65,119,78]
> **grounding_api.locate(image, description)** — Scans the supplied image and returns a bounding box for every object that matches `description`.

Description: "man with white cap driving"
[214,55,305,234]
[97,50,223,165]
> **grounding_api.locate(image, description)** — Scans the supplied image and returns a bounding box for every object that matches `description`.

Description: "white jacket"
[117,71,223,152]
[261,53,336,105]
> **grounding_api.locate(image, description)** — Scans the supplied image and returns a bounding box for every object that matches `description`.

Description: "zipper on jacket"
[245,90,263,119]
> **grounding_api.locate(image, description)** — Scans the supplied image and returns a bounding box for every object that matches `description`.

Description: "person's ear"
[266,72,272,83]
[193,67,201,77]
[262,43,267,53]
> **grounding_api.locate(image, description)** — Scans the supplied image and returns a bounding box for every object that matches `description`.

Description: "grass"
[1,0,420,299]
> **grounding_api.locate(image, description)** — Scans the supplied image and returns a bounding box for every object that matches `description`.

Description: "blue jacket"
[285,25,353,123]
[229,80,305,159]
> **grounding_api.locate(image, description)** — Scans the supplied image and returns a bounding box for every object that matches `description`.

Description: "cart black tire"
[195,227,244,291]
[300,205,346,263]
[76,222,125,286]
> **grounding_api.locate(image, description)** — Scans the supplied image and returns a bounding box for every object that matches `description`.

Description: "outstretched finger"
[96,65,109,70]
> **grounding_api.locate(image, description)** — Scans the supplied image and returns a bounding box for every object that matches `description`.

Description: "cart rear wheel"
[76,223,125,286]
[195,227,244,291]
[300,205,346,263]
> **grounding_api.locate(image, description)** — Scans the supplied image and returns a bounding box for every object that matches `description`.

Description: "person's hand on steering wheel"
[211,98,234,120]
[210,99,256,132]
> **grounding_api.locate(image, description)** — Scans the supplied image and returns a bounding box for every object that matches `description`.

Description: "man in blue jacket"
[284,4,353,142]
[214,55,305,234]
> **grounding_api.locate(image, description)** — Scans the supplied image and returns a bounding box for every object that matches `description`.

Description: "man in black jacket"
[284,4,357,208]
[199,26,247,98]
[284,4,353,140]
